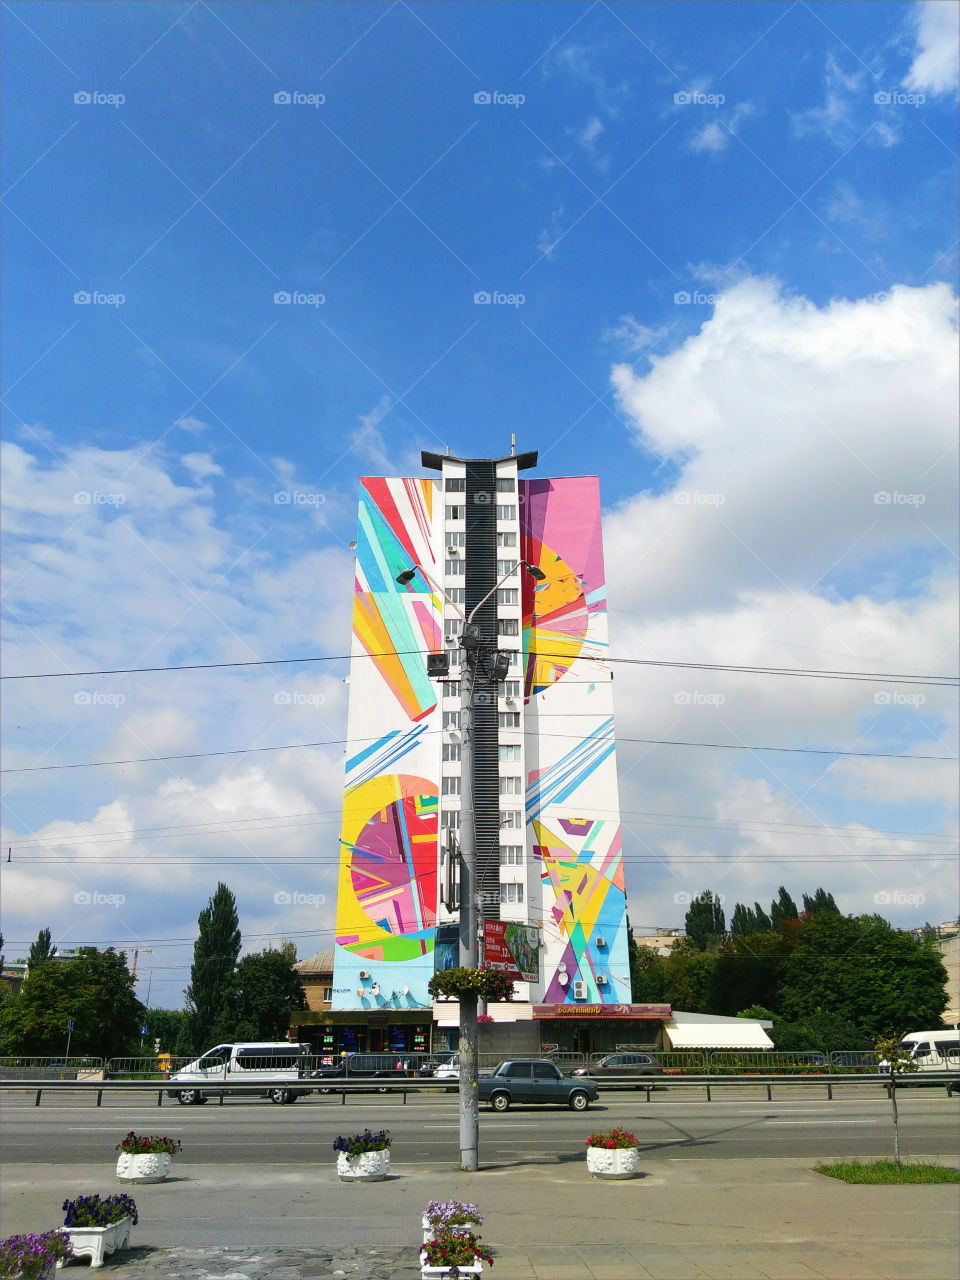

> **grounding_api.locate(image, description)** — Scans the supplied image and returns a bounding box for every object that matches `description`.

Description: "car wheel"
[317,1086,333,1095]
[490,1091,511,1112]
[568,1090,590,1111]
[177,1089,202,1105]
[269,1088,293,1104]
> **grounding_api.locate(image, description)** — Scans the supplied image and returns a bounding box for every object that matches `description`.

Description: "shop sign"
[533,1003,671,1019]
[483,921,540,982]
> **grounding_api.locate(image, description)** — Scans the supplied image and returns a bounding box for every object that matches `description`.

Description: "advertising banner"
[484,922,540,982]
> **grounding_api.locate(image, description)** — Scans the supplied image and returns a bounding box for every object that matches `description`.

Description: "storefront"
[293,1009,433,1062]
[532,1003,671,1055]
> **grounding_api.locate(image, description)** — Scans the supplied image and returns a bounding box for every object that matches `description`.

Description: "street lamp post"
[398,559,544,1171]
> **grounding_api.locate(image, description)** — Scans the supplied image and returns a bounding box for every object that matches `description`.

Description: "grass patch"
[814,1159,960,1184]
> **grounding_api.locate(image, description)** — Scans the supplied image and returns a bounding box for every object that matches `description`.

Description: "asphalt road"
[4,1084,957,1164]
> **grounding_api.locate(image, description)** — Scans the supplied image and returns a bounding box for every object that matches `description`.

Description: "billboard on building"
[484,922,540,983]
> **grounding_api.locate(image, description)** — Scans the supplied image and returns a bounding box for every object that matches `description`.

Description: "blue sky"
[2,1,957,1009]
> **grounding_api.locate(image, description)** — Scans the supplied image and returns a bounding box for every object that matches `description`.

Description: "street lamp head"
[523,563,546,581]
[396,569,417,585]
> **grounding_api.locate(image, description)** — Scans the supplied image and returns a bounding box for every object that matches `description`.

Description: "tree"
[216,948,306,1041]
[875,1034,918,1166]
[684,890,726,950]
[143,1008,189,1054]
[776,913,948,1036]
[710,930,787,1016]
[185,883,241,1049]
[802,888,839,915]
[0,947,144,1058]
[769,886,799,928]
[28,927,54,969]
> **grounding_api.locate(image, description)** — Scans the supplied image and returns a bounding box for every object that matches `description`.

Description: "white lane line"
[764,1119,876,1125]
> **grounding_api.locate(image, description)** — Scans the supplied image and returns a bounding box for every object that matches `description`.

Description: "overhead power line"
[3,647,956,686]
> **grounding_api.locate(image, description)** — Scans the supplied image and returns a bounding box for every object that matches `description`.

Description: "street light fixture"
[396,556,543,1170]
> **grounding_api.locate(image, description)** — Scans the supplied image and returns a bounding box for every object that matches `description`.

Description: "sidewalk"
[4,1158,958,1280]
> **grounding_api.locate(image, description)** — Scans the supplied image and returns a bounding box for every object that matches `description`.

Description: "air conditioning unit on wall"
[596,974,608,986]
[572,980,588,1000]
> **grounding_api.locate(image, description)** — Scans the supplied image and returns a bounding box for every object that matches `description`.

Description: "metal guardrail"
[4,1070,957,1107]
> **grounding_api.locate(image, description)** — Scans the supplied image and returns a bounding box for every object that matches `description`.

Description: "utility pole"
[398,559,543,1173]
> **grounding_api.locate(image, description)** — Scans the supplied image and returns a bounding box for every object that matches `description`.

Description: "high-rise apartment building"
[323,451,636,1059]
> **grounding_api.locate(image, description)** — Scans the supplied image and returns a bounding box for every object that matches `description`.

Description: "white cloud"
[603,276,958,932]
[536,205,566,260]
[903,0,960,95]
[181,452,223,481]
[689,103,755,153]
[792,53,863,145]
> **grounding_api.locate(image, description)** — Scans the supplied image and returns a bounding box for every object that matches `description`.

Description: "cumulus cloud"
[903,0,960,95]
[604,277,958,933]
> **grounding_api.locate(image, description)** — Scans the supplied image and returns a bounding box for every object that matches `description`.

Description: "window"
[499,744,520,762]
[500,882,524,904]
[446,531,466,547]
[499,712,520,728]
[496,505,516,520]
[502,1061,530,1078]
[495,477,515,492]
[445,505,463,520]
[497,618,519,636]
[445,559,464,576]
[497,587,518,605]
[442,776,461,796]
[496,531,517,548]
[499,776,522,795]
[500,810,522,828]
[442,743,461,762]
[442,681,461,698]
[441,810,461,829]
[533,1062,558,1079]
[443,711,461,729]
[502,681,521,698]
[444,617,461,638]
[445,477,466,492]
[446,587,465,604]
[322,986,333,1002]
[496,559,517,576]
[500,846,523,865]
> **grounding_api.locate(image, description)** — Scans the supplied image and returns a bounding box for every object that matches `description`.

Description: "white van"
[880,1030,960,1084]
[166,1041,311,1105]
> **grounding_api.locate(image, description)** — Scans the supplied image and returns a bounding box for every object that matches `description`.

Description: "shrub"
[332,1129,391,1158]
[585,1126,640,1150]
[116,1131,182,1155]
[421,1229,494,1274]
[428,967,514,1003]
[0,1231,72,1279]
[62,1194,138,1227]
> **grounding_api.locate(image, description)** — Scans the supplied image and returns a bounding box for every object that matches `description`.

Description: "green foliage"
[769,886,799,927]
[185,883,241,1048]
[428,967,515,1002]
[0,947,144,1057]
[802,887,839,915]
[684,890,726,951]
[214,948,306,1041]
[777,913,948,1035]
[771,1010,872,1053]
[143,1008,189,1054]
[736,1005,777,1021]
[27,928,54,969]
[730,903,773,935]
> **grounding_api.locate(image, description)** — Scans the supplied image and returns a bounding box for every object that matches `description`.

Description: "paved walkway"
[7,1158,956,1280]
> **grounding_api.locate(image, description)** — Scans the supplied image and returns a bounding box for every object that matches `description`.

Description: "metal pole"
[458,639,480,1172]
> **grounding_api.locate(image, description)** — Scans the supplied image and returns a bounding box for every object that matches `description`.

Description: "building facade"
[320,451,643,1057]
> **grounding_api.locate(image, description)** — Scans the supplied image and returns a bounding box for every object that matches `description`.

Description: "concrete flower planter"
[116,1152,173,1183]
[58,1218,133,1269]
[586,1146,642,1179]
[337,1149,390,1182]
[420,1255,483,1277]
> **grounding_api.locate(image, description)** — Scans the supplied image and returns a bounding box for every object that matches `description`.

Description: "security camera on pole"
[398,559,544,1171]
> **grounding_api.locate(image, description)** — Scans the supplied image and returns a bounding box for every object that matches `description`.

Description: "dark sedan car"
[574,1052,664,1085]
[311,1052,414,1092]
[477,1059,599,1111]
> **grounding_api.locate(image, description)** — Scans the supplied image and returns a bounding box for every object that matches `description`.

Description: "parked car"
[477,1059,599,1111]
[573,1052,664,1086]
[879,1030,960,1085]
[311,1052,414,1092]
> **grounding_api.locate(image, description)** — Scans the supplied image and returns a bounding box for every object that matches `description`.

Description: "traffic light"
[427,653,450,678]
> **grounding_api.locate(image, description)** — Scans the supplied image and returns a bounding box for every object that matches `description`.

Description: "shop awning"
[662,1019,773,1050]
